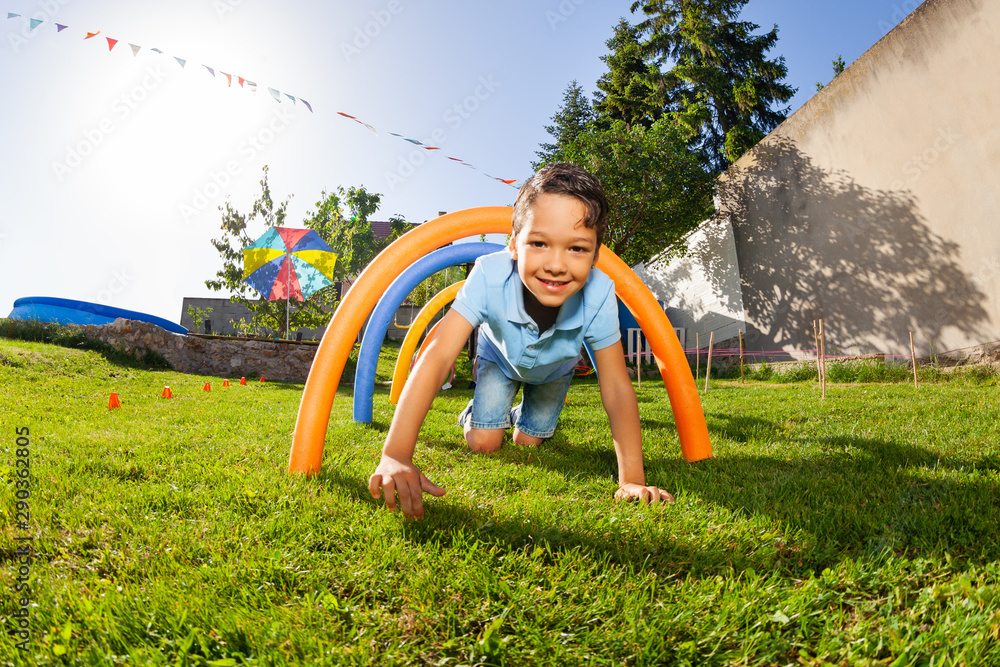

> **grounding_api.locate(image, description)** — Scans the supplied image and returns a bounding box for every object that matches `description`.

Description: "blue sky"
[0,0,925,323]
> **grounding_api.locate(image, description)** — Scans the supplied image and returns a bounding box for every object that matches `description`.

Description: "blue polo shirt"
[451,250,620,384]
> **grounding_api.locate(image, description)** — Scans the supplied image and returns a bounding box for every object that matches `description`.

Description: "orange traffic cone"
[240,377,247,386]
[223,380,230,387]
[162,387,172,399]
[203,382,211,391]
[259,376,266,383]
[108,392,121,409]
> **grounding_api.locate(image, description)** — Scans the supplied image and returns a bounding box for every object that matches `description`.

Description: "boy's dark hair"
[512,163,609,249]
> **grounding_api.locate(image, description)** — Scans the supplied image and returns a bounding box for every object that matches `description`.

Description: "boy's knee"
[512,429,545,447]
[465,428,504,454]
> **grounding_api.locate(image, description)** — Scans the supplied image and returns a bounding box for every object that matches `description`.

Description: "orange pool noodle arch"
[289,207,711,475]
[390,281,465,404]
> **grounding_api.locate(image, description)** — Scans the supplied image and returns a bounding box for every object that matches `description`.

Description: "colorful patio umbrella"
[242,227,337,338]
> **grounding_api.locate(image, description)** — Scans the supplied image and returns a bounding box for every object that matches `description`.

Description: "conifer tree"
[630,0,795,170]
[593,18,661,130]
[533,80,595,169]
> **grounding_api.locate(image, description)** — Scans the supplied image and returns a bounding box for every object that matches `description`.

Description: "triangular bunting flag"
[338,112,377,136]
[29,18,43,30]
[174,57,186,68]
[367,122,519,185]
[7,13,20,19]
[238,77,245,87]
[85,31,100,39]
[268,88,281,102]
[203,65,215,76]
[56,24,68,32]
[285,93,296,104]
[246,81,257,93]
[130,44,141,56]
[106,37,118,51]
[151,47,162,54]
[300,99,313,113]
[221,72,232,86]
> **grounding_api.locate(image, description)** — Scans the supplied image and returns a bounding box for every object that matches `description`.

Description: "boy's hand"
[615,483,674,505]
[368,455,446,519]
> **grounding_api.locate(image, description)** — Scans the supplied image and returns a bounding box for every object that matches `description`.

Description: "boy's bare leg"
[463,417,505,453]
[512,429,544,447]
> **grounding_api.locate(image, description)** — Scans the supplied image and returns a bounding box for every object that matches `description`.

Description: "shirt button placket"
[522,323,538,364]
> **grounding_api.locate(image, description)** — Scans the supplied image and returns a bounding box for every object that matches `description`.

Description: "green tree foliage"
[630,0,796,170]
[533,80,595,169]
[561,118,715,266]
[832,54,847,77]
[205,166,408,337]
[407,266,465,309]
[307,185,409,282]
[593,18,662,130]
[816,54,847,91]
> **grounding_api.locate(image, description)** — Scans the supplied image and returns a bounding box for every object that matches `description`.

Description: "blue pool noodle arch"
[353,242,503,423]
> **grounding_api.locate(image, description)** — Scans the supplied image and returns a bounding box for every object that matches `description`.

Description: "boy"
[368,163,673,518]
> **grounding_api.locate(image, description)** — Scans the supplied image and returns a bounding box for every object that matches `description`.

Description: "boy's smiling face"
[509,192,598,310]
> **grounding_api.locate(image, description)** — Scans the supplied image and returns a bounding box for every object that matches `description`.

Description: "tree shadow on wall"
[710,137,990,354]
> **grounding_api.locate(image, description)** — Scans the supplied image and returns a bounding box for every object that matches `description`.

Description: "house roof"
[371,220,419,238]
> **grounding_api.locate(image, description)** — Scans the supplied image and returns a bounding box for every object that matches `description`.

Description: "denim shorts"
[458,357,573,439]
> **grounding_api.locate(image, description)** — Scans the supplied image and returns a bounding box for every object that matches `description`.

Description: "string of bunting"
[337,112,522,188]
[5,12,523,189]
[5,12,311,109]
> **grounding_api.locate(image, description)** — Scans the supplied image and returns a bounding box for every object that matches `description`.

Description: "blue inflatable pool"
[7,296,188,335]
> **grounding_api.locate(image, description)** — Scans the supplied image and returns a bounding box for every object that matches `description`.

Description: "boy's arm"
[368,308,475,519]
[592,341,674,504]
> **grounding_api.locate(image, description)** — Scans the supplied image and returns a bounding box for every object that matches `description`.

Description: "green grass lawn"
[2,336,1000,665]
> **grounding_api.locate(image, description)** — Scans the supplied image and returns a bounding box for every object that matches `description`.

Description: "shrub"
[747,362,775,381]
[776,362,818,382]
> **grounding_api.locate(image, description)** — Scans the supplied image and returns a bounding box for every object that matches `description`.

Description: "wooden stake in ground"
[813,320,821,383]
[819,319,827,400]
[910,331,919,389]
[636,331,641,390]
[704,331,715,393]
[696,332,701,380]
[739,329,745,384]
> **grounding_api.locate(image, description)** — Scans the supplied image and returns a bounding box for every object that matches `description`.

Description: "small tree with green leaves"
[816,54,847,91]
[206,166,408,337]
[186,306,213,334]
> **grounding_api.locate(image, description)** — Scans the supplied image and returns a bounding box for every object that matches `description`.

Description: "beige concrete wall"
[717,0,1000,356]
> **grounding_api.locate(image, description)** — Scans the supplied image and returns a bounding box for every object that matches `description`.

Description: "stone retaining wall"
[73,319,320,383]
